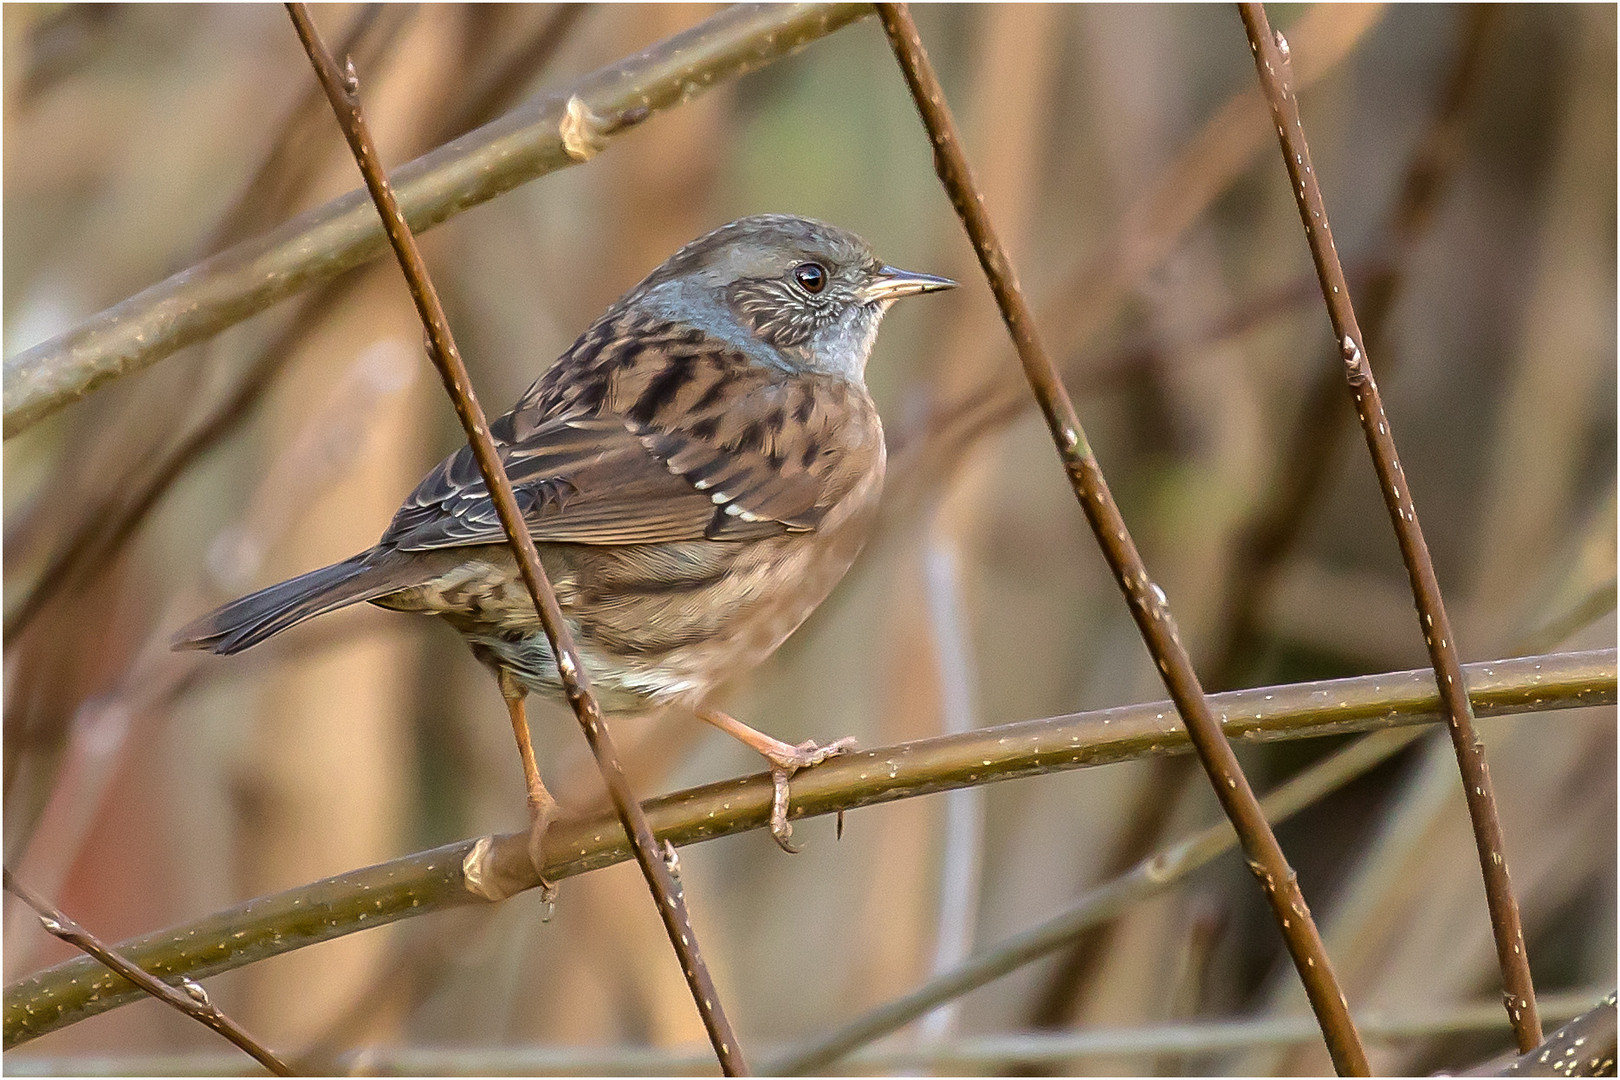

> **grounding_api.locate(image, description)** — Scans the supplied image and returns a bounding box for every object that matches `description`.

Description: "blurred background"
[3,3,1614,1075]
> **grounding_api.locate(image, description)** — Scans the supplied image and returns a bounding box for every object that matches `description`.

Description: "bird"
[173,213,955,859]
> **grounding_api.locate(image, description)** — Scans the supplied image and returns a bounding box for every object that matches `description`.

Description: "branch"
[5,989,1610,1075]
[874,4,1366,1072]
[283,6,744,1072]
[2,870,290,1076]
[1240,2,1541,1051]
[1,2,870,438]
[7,649,1610,1048]
[1494,992,1616,1077]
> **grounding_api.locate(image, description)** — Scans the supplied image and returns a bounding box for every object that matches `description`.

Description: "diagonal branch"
[873,4,1367,1072]
[2,870,291,1076]
[282,5,745,1073]
[4,649,1611,1049]
[1239,2,1542,1051]
[2,2,870,438]
[4,989,1614,1076]
[1493,993,1616,1077]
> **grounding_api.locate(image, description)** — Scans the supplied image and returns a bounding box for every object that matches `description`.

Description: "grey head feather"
[614,214,893,383]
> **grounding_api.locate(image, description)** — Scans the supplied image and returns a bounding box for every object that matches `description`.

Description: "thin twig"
[6,649,1612,1048]
[874,4,1367,1072]
[1239,2,1541,1051]
[283,5,746,1073]
[4,991,1609,1077]
[2,870,291,1076]
[3,3,871,438]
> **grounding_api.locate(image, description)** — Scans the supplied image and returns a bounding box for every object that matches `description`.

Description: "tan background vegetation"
[4,4,1614,1074]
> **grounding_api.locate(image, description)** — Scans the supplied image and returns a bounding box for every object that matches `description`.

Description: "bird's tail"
[171,553,403,655]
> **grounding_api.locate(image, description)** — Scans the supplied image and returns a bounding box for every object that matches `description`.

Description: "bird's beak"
[860,265,957,304]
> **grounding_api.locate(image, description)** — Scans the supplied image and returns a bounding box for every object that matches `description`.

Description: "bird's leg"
[499,671,558,892]
[696,708,855,853]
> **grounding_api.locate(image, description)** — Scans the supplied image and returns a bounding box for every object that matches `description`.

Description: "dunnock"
[174,214,954,851]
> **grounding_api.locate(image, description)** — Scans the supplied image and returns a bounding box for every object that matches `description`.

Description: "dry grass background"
[2,4,1614,1075]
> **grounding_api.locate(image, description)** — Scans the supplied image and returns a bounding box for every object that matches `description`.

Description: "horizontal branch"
[2,2,869,437]
[6,649,1612,1046]
[3,989,1608,1075]
[1496,992,1616,1076]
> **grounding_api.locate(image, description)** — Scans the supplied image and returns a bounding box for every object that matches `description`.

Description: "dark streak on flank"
[687,416,721,441]
[628,359,695,426]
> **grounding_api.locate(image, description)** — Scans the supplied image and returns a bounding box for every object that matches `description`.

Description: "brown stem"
[1239,1,1541,1051]
[874,3,1368,1073]
[283,6,746,1073]
[2,869,291,1076]
[901,3,1385,491]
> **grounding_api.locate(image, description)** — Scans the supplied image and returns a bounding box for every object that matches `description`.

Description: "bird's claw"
[766,737,857,853]
[526,795,560,913]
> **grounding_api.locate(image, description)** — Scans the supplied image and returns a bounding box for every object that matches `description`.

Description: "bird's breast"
[540,442,884,710]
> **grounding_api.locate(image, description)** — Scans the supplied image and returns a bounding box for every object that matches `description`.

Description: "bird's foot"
[762,737,857,853]
[459,792,562,905]
[526,790,561,914]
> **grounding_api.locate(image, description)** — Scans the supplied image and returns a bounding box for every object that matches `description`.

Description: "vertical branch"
[282,6,747,1074]
[873,4,1368,1075]
[3,870,291,1076]
[1238,2,1541,1052]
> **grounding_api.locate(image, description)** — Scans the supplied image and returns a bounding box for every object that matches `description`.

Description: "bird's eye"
[793,262,827,294]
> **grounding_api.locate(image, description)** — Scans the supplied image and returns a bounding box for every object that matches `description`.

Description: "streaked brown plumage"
[174,214,954,852]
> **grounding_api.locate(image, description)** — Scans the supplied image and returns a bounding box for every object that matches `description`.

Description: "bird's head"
[625,214,955,381]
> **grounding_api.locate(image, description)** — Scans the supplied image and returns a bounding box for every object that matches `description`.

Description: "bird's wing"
[379,316,880,552]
